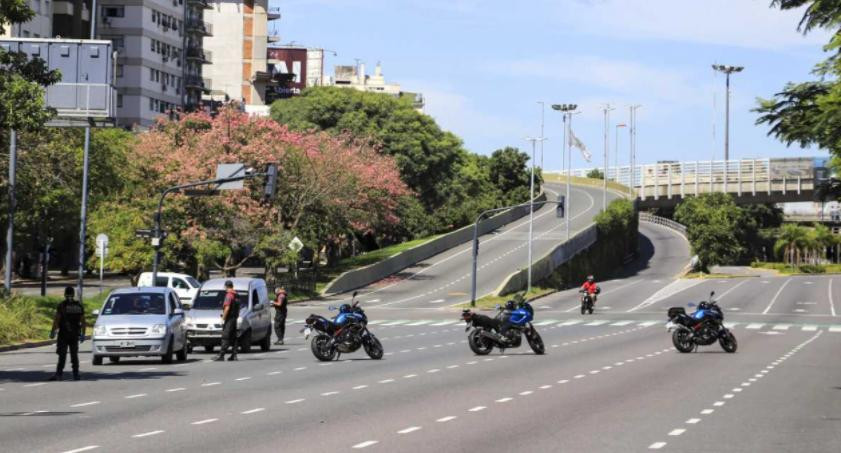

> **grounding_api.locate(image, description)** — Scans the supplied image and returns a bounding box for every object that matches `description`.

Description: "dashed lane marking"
[70,401,100,408]
[397,426,422,434]
[352,441,379,449]
[132,430,164,438]
[436,416,457,422]
[241,408,265,414]
[191,418,218,425]
[62,446,99,453]
[649,442,667,450]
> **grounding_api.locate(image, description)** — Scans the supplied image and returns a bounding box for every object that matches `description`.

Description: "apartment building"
[202,0,279,114]
[1,0,54,38]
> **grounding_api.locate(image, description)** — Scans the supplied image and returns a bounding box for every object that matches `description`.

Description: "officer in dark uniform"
[272,287,288,345]
[49,286,86,381]
[214,280,240,361]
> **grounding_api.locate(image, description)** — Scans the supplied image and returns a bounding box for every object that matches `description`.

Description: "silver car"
[184,278,272,353]
[91,287,188,365]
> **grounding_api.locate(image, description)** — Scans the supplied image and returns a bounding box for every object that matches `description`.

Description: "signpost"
[96,233,109,294]
[289,237,304,252]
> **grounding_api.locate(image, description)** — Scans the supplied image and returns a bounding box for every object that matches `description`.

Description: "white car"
[91,287,188,365]
[137,272,201,307]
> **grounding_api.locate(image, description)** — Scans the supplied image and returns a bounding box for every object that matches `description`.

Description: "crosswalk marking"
[829,326,841,333]
[773,324,791,331]
[585,320,610,326]
[746,323,764,330]
[610,320,634,326]
[723,322,739,328]
[534,319,559,326]
[406,320,433,326]
[638,321,659,327]
[558,320,583,326]
[430,320,458,326]
[802,325,818,331]
[382,320,410,326]
[367,320,387,325]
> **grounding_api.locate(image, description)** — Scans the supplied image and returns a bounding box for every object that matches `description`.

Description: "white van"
[137,272,201,307]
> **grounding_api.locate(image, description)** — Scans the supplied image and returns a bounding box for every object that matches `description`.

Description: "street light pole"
[537,101,545,169]
[629,105,642,197]
[525,136,547,293]
[615,123,626,184]
[602,104,615,211]
[712,64,743,161]
[552,103,577,241]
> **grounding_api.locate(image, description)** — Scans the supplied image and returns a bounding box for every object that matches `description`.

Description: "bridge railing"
[639,212,687,238]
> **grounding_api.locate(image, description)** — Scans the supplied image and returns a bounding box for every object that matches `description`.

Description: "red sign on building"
[267,47,308,100]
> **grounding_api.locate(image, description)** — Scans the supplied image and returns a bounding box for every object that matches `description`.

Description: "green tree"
[488,146,539,205]
[586,169,604,180]
[674,193,746,269]
[774,223,809,265]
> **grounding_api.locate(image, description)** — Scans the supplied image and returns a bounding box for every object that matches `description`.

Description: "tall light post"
[602,104,615,212]
[552,103,577,241]
[615,123,626,184]
[712,64,743,161]
[629,105,642,197]
[525,136,547,293]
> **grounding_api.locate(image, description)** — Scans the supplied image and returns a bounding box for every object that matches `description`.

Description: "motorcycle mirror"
[353,290,358,298]
[709,291,715,298]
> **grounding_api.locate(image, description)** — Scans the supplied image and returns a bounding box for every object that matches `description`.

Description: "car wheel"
[204,345,214,353]
[161,337,174,364]
[176,342,188,362]
[260,326,271,352]
[92,356,103,366]
[239,330,252,353]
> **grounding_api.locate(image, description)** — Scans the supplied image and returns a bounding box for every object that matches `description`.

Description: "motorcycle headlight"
[236,317,243,328]
[93,325,107,337]
[150,324,166,336]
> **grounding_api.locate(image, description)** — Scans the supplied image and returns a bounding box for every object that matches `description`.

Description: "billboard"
[267,47,308,100]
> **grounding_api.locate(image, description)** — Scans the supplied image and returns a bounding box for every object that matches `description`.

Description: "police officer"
[49,286,86,381]
[272,287,288,345]
[214,280,240,361]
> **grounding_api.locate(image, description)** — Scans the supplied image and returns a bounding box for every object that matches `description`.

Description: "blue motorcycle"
[461,295,545,355]
[666,291,737,353]
[303,291,384,361]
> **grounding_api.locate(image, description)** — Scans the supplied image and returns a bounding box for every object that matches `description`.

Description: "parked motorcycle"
[302,291,384,361]
[666,291,737,353]
[461,295,544,355]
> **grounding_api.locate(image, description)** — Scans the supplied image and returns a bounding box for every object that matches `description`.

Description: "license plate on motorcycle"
[303,327,312,338]
[120,340,135,348]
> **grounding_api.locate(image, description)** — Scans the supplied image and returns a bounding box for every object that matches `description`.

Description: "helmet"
[64,286,75,298]
[587,275,594,282]
[505,300,516,311]
[339,304,352,314]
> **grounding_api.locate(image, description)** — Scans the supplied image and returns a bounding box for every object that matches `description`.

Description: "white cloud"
[560,0,829,50]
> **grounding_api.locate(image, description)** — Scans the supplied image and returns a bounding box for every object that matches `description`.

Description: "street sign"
[289,236,304,252]
[215,163,246,190]
[556,196,566,218]
[96,233,109,248]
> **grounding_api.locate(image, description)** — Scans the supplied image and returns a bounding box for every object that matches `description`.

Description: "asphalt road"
[2,221,840,452]
[331,182,619,309]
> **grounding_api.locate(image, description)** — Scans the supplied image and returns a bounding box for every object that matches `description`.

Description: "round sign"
[96,233,109,248]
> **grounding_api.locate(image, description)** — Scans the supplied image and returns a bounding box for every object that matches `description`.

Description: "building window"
[111,36,124,49]
[149,97,154,111]
[150,38,155,52]
[103,6,124,17]
[116,64,123,77]
[117,94,123,108]
[22,30,30,37]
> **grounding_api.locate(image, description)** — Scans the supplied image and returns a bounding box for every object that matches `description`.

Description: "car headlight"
[93,325,107,337]
[185,320,195,329]
[150,324,166,336]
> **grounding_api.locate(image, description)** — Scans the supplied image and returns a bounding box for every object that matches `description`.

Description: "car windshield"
[186,277,201,288]
[192,290,248,310]
[101,293,166,315]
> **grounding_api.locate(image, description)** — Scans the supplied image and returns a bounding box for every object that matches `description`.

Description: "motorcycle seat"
[471,313,501,330]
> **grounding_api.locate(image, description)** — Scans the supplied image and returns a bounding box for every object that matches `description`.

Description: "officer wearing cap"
[49,286,86,381]
[214,280,240,361]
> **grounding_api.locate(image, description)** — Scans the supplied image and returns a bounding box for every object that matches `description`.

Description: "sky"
[270,0,832,172]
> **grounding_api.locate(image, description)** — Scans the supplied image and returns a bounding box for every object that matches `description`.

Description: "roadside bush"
[797,264,825,274]
[0,295,42,345]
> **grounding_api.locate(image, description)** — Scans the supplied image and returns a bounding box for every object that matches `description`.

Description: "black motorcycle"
[667,291,737,353]
[302,291,384,361]
[461,296,544,355]
[579,287,599,315]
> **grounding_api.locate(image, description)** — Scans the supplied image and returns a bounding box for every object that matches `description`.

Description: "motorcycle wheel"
[588,306,594,314]
[311,334,337,361]
[580,303,586,315]
[719,331,738,353]
[526,329,545,355]
[672,330,695,353]
[364,334,384,360]
[468,330,494,355]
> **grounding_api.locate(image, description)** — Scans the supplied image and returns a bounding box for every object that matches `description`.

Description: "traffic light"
[556,196,565,218]
[264,164,278,200]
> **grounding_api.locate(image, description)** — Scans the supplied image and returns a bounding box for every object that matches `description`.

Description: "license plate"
[119,340,135,348]
[303,327,312,339]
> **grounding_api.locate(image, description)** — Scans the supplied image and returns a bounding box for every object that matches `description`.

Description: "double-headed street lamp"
[712,64,743,161]
[551,104,577,241]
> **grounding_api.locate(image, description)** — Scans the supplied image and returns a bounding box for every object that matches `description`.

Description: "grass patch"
[457,286,555,310]
[0,291,110,347]
[543,174,632,197]
[683,273,757,279]
[750,261,841,275]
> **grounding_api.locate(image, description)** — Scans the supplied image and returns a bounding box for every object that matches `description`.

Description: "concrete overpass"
[567,157,829,209]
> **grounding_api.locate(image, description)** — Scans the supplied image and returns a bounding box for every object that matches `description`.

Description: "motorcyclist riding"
[580,275,600,304]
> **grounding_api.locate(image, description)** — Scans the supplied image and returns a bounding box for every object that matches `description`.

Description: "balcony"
[185,18,212,36]
[187,0,213,9]
[267,34,280,43]
[268,7,281,20]
[185,75,211,93]
[186,46,212,64]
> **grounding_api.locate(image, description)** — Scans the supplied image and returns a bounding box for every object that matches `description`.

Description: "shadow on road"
[0,411,82,417]
[609,232,656,280]
[0,369,183,383]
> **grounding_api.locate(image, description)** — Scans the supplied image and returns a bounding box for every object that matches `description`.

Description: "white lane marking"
[686,418,701,424]
[713,401,725,407]
[468,406,486,412]
[534,319,559,326]
[701,409,714,414]
[830,279,837,317]
[540,385,552,389]
[629,279,702,312]
[558,320,582,326]
[398,426,422,434]
[406,320,433,326]
[353,385,368,390]
[241,408,265,414]
[321,391,340,396]
[132,430,164,438]
[404,374,418,378]
[574,374,585,379]
[285,399,305,404]
[437,416,457,422]
[496,397,513,403]
[558,379,569,384]
[585,320,609,326]
[611,320,634,326]
[668,429,686,436]
[379,379,395,384]
[724,394,734,399]
[382,320,409,326]
[139,367,157,372]
[191,418,218,425]
[125,394,147,399]
[268,371,282,375]
[431,320,457,326]
[746,323,764,330]
[166,387,186,392]
[519,391,533,396]
[201,382,220,387]
[24,383,47,387]
[773,324,791,331]
[763,278,792,314]
[638,321,659,327]
[427,369,440,373]
[829,326,841,333]
[62,447,99,453]
[447,365,459,369]
[367,320,386,325]
[352,441,379,449]
[649,442,667,450]
[70,401,100,408]
[294,367,307,371]
[235,377,251,381]
[430,299,446,304]
[802,325,818,331]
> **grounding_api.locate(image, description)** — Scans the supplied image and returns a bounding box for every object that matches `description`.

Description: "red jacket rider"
[581,275,599,302]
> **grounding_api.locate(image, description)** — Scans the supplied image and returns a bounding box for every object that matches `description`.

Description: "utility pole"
[4,130,16,293]
[602,104,615,211]
[537,101,545,169]
[629,105,642,197]
[712,64,743,161]
[615,123,626,184]
[525,136,547,293]
[551,104,577,241]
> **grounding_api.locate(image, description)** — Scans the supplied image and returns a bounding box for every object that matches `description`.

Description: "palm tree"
[775,224,808,266]
[813,224,835,264]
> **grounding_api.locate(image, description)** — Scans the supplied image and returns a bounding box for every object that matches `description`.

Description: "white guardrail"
[639,212,687,238]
